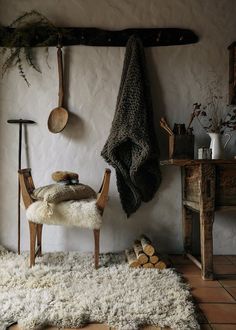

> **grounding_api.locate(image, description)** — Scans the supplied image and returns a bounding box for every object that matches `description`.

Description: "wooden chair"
[18,168,111,269]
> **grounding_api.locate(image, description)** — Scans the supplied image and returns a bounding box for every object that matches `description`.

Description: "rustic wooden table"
[161,159,236,280]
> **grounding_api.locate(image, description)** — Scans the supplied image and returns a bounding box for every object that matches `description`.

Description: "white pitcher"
[208,132,231,159]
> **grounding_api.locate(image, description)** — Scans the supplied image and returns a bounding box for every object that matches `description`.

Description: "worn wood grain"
[199,163,215,280]
[215,165,236,206]
[183,166,200,203]
[182,206,193,253]
[162,160,236,280]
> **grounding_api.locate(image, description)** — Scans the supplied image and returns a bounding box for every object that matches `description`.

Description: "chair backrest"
[18,168,35,209]
[96,168,111,214]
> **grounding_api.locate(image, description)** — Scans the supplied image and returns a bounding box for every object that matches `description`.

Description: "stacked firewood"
[125,235,168,269]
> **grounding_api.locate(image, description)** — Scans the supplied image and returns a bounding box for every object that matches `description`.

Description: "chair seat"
[26,199,102,229]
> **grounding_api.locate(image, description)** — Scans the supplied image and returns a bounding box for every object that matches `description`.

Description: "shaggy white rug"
[0,246,199,330]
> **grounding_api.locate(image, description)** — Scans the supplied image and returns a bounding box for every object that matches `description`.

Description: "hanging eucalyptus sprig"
[0,10,62,86]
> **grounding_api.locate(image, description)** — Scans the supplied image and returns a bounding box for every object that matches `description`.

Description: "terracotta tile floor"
[8,255,236,330]
[173,255,236,330]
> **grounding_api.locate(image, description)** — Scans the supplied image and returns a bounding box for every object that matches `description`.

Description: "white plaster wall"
[0,0,236,254]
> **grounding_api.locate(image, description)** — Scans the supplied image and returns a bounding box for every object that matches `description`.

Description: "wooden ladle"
[48,45,69,133]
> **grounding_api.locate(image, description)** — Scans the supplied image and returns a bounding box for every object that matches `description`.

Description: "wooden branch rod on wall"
[0,27,198,47]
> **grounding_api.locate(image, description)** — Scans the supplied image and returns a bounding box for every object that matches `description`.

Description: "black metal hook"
[156,31,162,42]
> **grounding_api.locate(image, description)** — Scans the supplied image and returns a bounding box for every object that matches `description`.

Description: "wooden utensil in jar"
[160,117,174,136]
[48,45,69,133]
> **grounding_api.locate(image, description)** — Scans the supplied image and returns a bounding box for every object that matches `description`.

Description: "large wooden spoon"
[48,46,69,133]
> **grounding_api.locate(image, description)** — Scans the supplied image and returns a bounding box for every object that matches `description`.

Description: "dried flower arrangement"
[192,101,236,134]
[189,78,236,134]
[0,10,65,86]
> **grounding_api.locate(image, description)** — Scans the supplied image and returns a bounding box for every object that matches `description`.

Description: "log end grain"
[143,262,154,269]
[133,240,149,264]
[125,249,140,268]
[149,255,159,264]
[140,235,155,256]
[154,261,167,270]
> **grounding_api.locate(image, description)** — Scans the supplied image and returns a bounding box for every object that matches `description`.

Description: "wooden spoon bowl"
[48,45,69,134]
[48,107,69,133]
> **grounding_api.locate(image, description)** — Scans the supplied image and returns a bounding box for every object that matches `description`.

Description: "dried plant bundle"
[0,10,61,85]
[190,77,236,134]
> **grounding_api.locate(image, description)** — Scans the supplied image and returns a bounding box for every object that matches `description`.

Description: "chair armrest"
[96,168,111,213]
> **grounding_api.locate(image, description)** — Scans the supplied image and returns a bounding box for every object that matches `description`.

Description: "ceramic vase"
[208,132,231,159]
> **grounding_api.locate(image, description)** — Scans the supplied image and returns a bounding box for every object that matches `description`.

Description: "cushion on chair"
[26,199,102,229]
[32,183,97,204]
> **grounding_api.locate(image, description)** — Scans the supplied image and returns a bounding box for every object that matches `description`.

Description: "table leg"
[200,210,214,280]
[182,206,193,253]
[199,164,216,280]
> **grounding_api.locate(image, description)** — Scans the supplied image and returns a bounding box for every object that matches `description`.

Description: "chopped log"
[154,261,167,270]
[159,254,172,268]
[140,235,155,256]
[125,249,140,268]
[149,255,159,264]
[143,262,154,268]
[133,240,149,265]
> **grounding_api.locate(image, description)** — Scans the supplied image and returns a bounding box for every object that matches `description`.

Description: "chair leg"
[93,229,100,269]
[36,224,43,257]
[29,221,37,267]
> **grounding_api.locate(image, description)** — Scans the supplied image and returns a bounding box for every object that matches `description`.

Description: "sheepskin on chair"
[26,199,102,230]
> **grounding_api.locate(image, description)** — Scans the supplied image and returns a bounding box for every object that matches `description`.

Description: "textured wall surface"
[0,0,236,254]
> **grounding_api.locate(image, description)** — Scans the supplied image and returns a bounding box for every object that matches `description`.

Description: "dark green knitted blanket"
[101,35,161,216]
